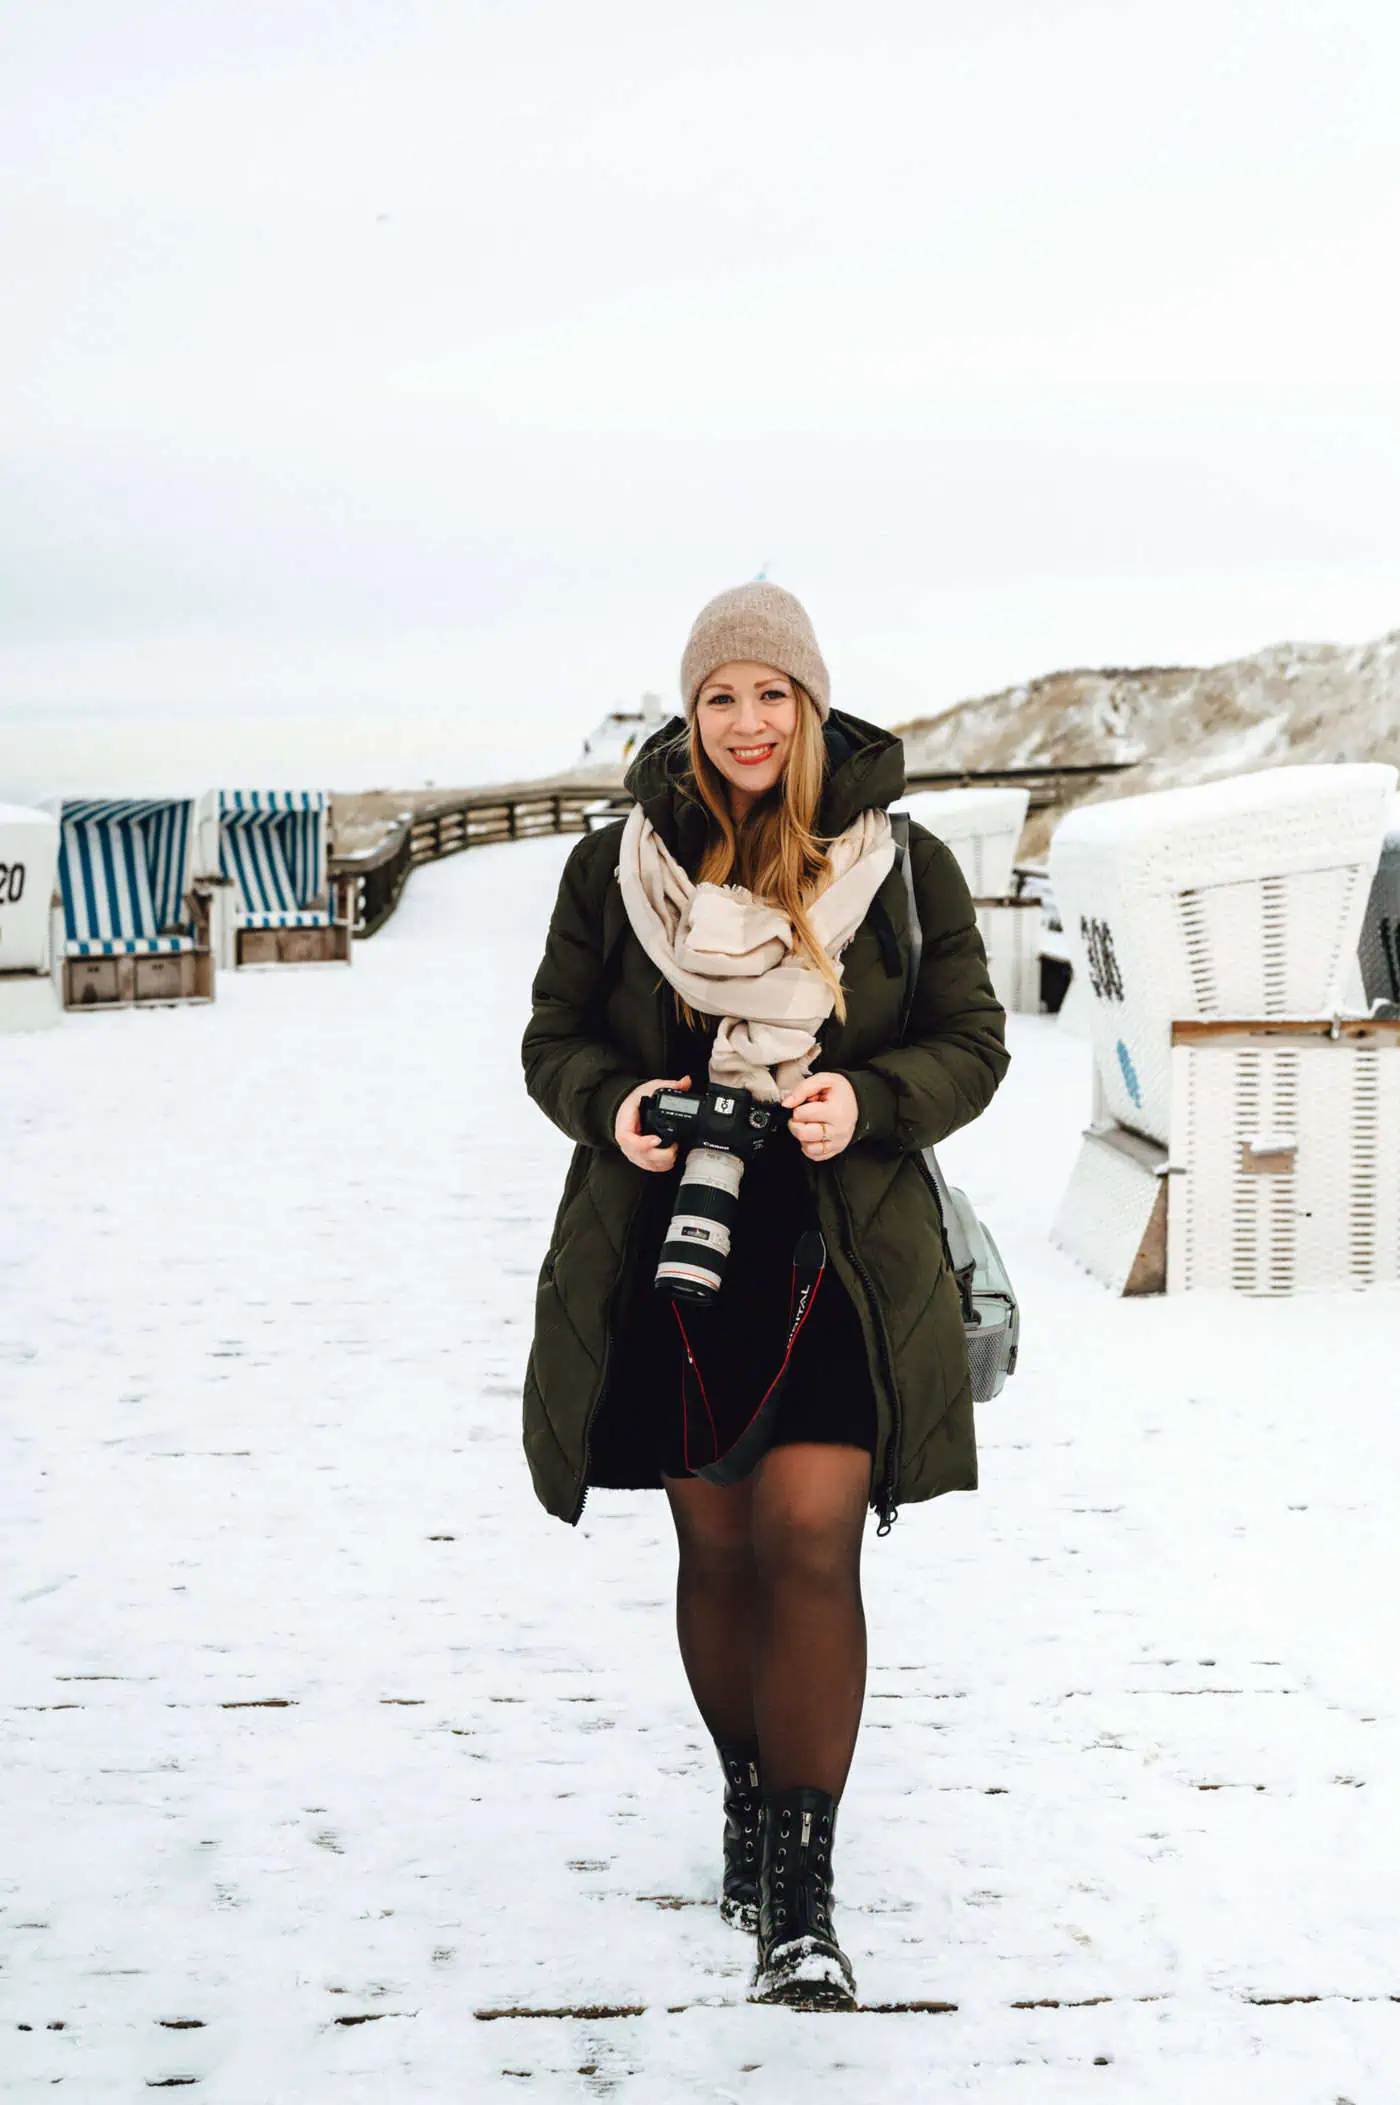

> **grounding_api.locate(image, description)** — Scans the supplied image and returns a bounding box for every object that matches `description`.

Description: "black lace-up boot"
[717,1742,762,1932]
[750,1786,857,2008]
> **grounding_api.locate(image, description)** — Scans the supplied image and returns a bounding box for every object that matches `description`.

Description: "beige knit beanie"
[680,582,830,722]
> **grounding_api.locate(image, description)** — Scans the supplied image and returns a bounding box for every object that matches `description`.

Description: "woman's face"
[694,660,799,813]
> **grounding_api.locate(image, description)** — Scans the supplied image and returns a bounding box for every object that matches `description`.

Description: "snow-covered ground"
[4,834,1398,2102]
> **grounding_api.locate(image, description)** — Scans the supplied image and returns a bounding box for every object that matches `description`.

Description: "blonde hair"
[681,682,847,1023]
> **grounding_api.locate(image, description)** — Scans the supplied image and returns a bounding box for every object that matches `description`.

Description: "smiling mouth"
[729,744,777,765]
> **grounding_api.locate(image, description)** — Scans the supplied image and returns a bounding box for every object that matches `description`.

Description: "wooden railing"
[330,783,629,936]
[333,819,416,939]
[407,785,628,863]
[905,761,1136,807]
[330,762,1135,939]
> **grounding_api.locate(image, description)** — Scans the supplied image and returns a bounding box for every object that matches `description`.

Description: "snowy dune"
[897,628,1400,863]
[4,833,1398,2101]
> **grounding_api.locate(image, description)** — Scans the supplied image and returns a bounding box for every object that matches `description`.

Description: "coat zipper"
[829,1172,904,1536]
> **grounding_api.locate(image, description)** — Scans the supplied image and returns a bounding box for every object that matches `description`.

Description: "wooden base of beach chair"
[236,920,352,967]
[64,949,213,1009]
[1051,1121,1168,1296]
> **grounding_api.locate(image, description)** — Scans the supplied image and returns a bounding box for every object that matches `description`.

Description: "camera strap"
[673,1228,828,1487]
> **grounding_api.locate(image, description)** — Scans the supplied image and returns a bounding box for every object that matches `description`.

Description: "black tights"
[664,1443,871,1798]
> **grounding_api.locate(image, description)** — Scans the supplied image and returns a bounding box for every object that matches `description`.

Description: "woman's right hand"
[614,1076,693,1173]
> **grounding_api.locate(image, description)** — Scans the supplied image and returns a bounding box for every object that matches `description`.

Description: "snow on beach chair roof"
[56,796,199,957]
[217,790,331,929]
[1359,792,1400,1012]
[899,786,1031,900]
[1048,762,1396,1148]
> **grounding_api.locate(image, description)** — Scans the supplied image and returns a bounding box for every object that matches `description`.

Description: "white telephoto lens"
[666,1214,733,1259]
[656,1146,746,1301]
[681,1148,745,1200]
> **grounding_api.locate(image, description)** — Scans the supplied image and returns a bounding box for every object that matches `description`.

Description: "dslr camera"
[639,1082,778,1302]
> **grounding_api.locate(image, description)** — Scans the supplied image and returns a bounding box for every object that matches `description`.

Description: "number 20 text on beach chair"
[0,802,62,1032]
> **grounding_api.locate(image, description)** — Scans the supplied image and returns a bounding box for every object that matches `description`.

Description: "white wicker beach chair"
[900,787,1039,1011]
[899,786,1030,899]
[1048,764,1395,1148]
[1047,763,1398,1294]
[0,803,62,1032]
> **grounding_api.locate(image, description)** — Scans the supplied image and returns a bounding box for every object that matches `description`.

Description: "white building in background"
[575,693,667,773]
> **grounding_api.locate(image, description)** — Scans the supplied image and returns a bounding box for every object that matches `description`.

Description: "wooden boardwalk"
[330,764,1133,939]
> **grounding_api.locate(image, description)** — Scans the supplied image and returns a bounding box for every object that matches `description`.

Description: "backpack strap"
[890,812,977,1293]
[920,1140,976,1284]
[890,811,923,1041]
[584,831,633,1031]
[867,895,905,983]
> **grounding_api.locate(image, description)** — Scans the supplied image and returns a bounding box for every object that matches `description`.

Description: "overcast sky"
[3,0,1398,775]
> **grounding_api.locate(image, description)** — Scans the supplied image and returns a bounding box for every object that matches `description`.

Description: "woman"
[521,582,1008,2008]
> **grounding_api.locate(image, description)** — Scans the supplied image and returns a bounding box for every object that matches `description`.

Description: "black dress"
[587,1015,878,1487]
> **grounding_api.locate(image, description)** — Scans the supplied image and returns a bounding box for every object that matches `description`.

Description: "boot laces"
[768,1809,834,1940]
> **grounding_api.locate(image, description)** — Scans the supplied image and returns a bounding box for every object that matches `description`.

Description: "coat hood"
[622,708,908,866]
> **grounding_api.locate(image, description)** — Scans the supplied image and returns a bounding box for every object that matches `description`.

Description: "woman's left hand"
[781,1072,859,1162]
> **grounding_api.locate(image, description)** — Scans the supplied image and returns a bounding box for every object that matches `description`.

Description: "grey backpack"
[891,814,1020,1402]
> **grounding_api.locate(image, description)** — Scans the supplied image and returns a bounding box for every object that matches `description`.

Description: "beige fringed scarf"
[617,803,896,1100]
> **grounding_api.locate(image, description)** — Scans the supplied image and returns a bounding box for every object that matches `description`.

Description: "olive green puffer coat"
[520,711,1009,1528]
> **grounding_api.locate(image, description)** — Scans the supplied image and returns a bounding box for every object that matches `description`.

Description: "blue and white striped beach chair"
[56,796,213,1006]
[217,791,352,963]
